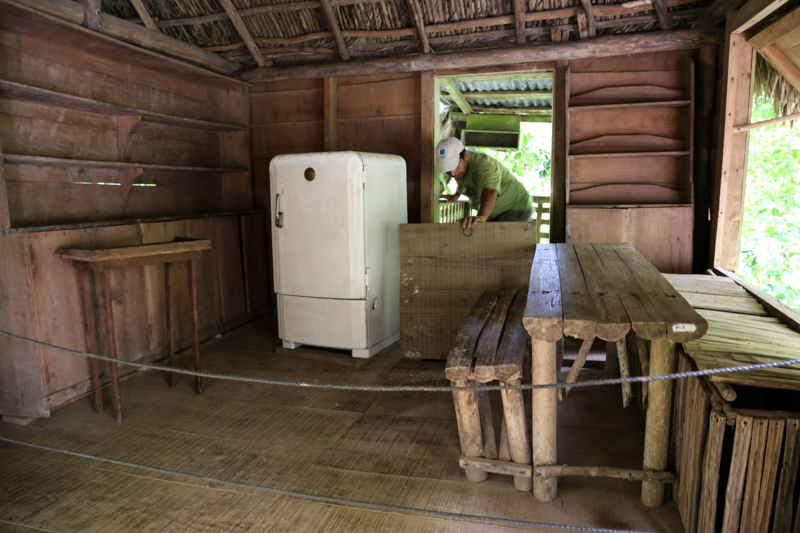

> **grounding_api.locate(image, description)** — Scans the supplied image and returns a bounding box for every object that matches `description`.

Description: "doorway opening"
[435,70,553,243]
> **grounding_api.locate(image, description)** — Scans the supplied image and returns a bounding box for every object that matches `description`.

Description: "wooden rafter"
[579,0,597,37]
[440,78,472,114]
[217,0,267,67]
[691,0,748,29]
[727,0,791,33]
[405,0,430,53]
[451,106,552,117]
[652,0,673,29]
[319,0,351,61]
[514,0,527,45]
[129,0,160,31]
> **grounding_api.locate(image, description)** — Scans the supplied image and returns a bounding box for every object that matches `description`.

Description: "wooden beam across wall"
[240,30,717,82]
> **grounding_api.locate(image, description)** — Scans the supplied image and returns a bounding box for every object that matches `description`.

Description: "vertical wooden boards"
[722,415,753,533]
[399,222,537,360]
[240,212,269,314]
[214,216,247,324]
[698,409,727,533]
[711,27,755,271]
[566,205,694,273]
[323,78,337,151]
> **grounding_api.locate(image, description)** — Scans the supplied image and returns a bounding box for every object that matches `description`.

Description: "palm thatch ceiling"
[96,0,724,73]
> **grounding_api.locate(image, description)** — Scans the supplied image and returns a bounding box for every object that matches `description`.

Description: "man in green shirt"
[437,136,534,229]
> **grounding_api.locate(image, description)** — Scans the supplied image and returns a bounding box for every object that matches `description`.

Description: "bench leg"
[642,338,676,507]
[452,379,487,482]
[502,378,532,491]
[477,389,497,460]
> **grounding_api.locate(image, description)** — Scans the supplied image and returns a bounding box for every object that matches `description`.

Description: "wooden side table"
[56,238,212,423]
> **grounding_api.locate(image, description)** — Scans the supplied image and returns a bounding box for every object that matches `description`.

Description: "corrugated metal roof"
[452,77,553,110]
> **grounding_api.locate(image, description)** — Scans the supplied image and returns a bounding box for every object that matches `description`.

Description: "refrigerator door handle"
[275,193,284,228]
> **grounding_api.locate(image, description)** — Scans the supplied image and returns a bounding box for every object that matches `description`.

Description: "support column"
[532,338,558,501]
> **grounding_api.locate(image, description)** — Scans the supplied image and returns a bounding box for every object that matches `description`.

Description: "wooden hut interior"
[2,0,800,531]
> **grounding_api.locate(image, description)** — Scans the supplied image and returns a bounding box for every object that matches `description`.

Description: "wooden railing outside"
[439,196,550,243]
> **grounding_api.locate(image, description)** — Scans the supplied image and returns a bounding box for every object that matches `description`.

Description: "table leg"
[100,270,122,423]
[642,337,676,507]
[187,259,202,394]
[164,263,175,387]
[76,267,102,414]
[532,338,557,501]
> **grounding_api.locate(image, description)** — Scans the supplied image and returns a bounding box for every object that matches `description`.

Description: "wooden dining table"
[523,243,707,507]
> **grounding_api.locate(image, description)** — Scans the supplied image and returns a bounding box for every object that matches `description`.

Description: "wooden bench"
[445,289,532,491]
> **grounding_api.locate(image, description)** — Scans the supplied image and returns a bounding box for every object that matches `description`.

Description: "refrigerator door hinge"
[362,165,367,188]
[365,267,370,292]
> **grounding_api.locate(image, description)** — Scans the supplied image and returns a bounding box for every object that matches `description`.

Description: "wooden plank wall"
[399,222,537,360]
[249,72,421,224]
[0,18,267,420]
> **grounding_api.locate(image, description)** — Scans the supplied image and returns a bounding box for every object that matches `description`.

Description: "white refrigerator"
[269,152,407,358]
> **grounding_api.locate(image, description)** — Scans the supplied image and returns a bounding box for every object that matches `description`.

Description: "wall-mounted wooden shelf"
[3,154,248,173]
[0,79,246,132]
[568,151,690,160]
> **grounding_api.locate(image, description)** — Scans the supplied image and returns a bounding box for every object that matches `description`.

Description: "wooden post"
[452,379,487,481]
[188,259,202,394]
[100,270,122,423]
[532,338,558,501]
[642,337,676,506]
[164,262,175,387]
[324,78,337,151]
[550,61,568,243]
[420,71,439,223]
[501,378,532,491]
[76,267,102,413]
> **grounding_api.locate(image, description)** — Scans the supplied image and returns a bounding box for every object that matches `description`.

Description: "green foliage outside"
[440,122,552,196]
[739,98,800,311]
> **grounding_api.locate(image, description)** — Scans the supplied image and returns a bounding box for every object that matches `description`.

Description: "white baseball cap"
[436,137,464,174]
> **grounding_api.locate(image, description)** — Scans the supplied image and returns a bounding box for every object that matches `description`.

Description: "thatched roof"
[99,0,715,71]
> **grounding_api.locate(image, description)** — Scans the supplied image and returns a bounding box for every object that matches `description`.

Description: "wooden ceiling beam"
[319,0,351,60]
[129,0,160,31]
[440,78,473,114]
[579,0,597,37]
[691,0,747,29]
[577,10,590,39]
[727,0,792,33]
[514,0,527,45]
[405,0,431,53]
[217,0,268,67]
[461,90,553,99]
[240,29,717,82]
[81,0,100,30]
[652,0,673,29]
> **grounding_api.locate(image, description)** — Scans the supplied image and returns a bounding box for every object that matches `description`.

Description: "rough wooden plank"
[445,291,499,381]
[557,243,596,340]
[523,244,563,342]
[773,419,800,533]
[754,418,785,533]
[697,409,727,533]
[493,291,530,382]
[739,417,769,532]
[573,243,630,341]
[721,415,754,533]
[473,289,516,382]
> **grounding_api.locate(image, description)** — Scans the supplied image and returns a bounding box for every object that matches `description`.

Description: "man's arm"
[460,187,497,229]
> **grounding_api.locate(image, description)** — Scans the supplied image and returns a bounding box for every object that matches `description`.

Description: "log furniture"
[523,242,707,506]
[446,288,532,491]
[55,238,212,423]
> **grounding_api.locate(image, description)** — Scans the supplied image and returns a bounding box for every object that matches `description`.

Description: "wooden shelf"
[6,210,263,234]
[569,100,691,111]
[3,154,248,173]
[568,151,690,160]
[0,79,246,132]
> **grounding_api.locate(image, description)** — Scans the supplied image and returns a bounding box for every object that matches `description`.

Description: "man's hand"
[458,215,485,229]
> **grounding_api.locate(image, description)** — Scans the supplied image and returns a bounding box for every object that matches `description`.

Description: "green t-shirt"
[455,151,532,220]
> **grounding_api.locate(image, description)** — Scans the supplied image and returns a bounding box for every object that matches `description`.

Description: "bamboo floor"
[0,318,684,533]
